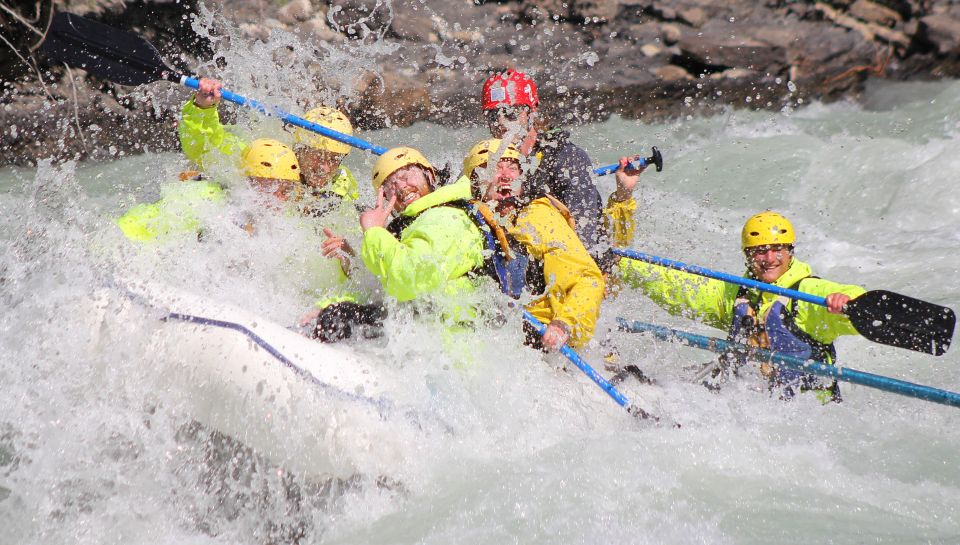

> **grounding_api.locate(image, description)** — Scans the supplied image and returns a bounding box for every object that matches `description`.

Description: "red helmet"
[481,70,539,111]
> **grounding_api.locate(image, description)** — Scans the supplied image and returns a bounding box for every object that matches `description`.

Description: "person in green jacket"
[618,209,865,402]
[179,77,359,208]
[310,147,487,342]
[116,138,302,242]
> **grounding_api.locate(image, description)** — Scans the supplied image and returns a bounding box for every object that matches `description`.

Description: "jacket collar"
[400,177,472,217]
[744,256,812,289]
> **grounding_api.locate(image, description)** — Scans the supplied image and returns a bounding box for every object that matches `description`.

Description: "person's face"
[486,106,532,141]
[296,147,345,189]
[746,244,793,283]
[480,159,522,202]
[248,176,296,204]
[382,165,433,213]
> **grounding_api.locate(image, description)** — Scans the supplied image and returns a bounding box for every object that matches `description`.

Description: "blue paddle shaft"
[181,76,390,156]
[522,312,630,408]
[593,157,648,176]
[619,318,960,409]
[612,248,828,307]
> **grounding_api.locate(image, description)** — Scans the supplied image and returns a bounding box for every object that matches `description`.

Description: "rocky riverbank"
[4,0,960,166]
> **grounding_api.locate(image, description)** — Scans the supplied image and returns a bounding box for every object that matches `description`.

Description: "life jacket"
[728,277,839,399]
[387,194,579,299]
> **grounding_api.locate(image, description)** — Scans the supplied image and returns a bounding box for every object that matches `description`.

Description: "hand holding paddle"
[613,248,956,356]
[594,147,664,176]
[192,77,222,109]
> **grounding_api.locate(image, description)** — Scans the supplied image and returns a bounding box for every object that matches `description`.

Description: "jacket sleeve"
[178,97,246,168]
[360,207,484,302]
[618,257,738,331]
[512,201,605,347]
[793,278,867,343]
[115,181,225,242]
[604,197,637,248]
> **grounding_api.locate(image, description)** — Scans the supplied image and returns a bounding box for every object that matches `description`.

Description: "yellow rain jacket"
[178,97,359,201]
[115,180,225,242]
[509,197,605,348]
[360,179,485,304]
[604,196,637,248]
[618,256,865,347]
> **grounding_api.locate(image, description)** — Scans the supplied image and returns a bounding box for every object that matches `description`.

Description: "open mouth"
[398,188,419,206]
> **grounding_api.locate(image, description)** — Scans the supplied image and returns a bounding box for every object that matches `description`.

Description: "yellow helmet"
[462,138,522,179]
[293,106,353,155]
[741,211,796,249]
[241,139,301,181]
[371,147,434,191]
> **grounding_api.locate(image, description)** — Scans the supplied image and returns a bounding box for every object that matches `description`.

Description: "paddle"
[593,147,664,176]
[522,312,658,420]
[612,248,956,356]
[40,12,388,155]
[617,318,960,409]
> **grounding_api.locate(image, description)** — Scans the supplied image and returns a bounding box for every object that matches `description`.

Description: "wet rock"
[640,43,662,57]
[326,0,391,36]
[675,25,786,75]
[918,15,960,55]
[849,0,901,27]
[277,0,314,25]
[678,7,707,28]
[655,64,693,81]
[7,0,960,165]
[576,0,623,22]
[661,23,682,45]
[240,23,270,42]
[300,15,344,43]
[352,71,431,129]
[389,1,439,43]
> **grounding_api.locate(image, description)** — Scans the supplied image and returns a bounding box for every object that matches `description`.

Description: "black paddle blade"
[846,290,956,356]
[648,146,663,172]
[41,12,175,86]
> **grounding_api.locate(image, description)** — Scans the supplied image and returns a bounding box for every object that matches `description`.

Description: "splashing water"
[2,8,960,544]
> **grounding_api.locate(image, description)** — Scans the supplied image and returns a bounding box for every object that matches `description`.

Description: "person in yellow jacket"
[116,138,302,242]
[617,207,865,402]
[179,78,359,207]
[461,139,605,350]
[309,147,488,342]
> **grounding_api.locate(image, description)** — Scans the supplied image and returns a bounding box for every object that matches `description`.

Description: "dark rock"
[5,0,960,165]
[917,15,960,55]
[675,25,787,74]
[389,1,438,43]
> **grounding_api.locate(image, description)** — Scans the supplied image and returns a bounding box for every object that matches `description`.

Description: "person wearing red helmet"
[480,70,618,273]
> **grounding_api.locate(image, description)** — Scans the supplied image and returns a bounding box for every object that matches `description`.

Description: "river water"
[2,26,960,544]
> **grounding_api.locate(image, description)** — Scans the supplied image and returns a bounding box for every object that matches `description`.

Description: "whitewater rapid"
[2,70,959,545]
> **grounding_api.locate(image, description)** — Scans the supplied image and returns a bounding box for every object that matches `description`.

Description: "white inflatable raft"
[82,279,445,479]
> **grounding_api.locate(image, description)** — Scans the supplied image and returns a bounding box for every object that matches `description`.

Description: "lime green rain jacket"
[115,180,226,242]
[178,97,359,201]
[360,179,485,304]
[618,256,866,346]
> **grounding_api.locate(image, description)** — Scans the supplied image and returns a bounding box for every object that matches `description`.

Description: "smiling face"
[478,158,523,202]
[381,165,433,213]
[746,244,793,283]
